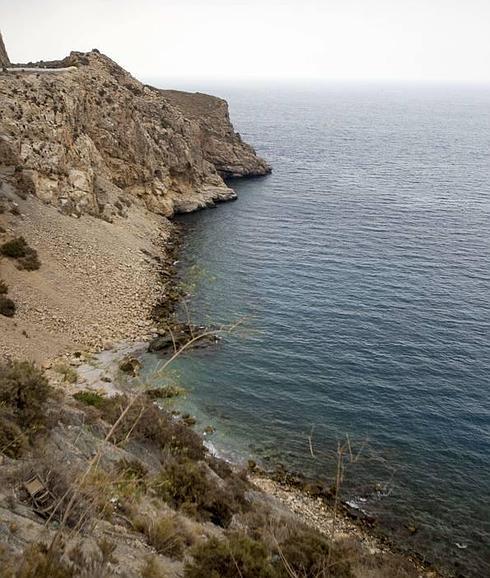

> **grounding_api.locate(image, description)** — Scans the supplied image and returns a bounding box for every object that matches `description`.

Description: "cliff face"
[0,50,270,219]
[0,32,9,67]
[161,90,271,179]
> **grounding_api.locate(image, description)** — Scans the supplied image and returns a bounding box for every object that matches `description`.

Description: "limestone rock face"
[0,50,270,218]
[0,32,9,68]
[161,90,271,179]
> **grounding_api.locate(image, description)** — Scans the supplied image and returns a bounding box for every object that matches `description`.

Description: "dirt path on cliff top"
[0,187,170,363]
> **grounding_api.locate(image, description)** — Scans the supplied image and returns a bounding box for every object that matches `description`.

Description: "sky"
[1,0,490,84]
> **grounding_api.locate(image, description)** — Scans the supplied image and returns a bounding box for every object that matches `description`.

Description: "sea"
[141,81,490,577]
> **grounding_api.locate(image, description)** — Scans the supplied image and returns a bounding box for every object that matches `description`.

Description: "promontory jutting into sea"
[0,2,489,576]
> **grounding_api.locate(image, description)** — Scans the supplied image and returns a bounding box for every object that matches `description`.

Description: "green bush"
[185,534,276,578]
[0,409,28,458]
[114,458,148,497]
[146,385,186,399]
[0,295,16,317]
[54,362,78,383]
[73,390,106,408]
[0,361,53,456]
[0,237,40,270]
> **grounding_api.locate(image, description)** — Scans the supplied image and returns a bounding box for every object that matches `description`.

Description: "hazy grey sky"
[1,0,490,83]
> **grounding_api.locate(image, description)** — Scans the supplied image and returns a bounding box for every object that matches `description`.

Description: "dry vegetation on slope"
[0,354,430,578]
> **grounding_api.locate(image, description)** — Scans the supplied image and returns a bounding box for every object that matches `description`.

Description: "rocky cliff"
[0,32,9,68]
[161,89,270,179]
[0,49,270,219]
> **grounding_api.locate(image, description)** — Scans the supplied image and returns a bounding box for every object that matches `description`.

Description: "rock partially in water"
[118,355,141,376]
[148,323,220,353]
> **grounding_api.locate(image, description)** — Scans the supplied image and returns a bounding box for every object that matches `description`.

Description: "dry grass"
[141,556,169,578]
[132,513,194,560]
[0,539,118,578]
[54,362,78,384]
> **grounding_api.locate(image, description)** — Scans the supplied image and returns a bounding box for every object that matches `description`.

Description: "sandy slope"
[0,185,169,363]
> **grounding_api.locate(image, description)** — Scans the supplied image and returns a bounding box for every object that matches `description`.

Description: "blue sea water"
[143,82,490,576]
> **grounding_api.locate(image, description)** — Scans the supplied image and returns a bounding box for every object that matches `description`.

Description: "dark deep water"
[143,83,490,576]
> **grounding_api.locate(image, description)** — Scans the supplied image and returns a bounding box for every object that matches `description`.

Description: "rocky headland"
[0,41,270,220]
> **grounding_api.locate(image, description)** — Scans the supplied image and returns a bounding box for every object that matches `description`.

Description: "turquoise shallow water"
[142,83,490,576]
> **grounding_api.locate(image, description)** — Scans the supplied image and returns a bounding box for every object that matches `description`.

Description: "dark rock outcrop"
[0,31,9,68]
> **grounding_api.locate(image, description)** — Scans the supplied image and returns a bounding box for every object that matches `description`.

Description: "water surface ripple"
[145,83,490,576]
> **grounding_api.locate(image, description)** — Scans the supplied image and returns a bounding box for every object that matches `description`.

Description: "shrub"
[0,237,40,270]
[0,237,28,258]
[152,457,246,527]
[146,385,186,399]
[207,455,234,479]
[98,394,205,460]
[73,390,106,408]
[0,361,55,457]
[184,534,276,578]
[0,409,28,458]
[17,249,41,271]
[4,542,75,578]
[275,527,353,578]
[0,279,8,294]
[1,539,118,578]
[0,295,16,317]
[114,458,148,497]
[0,361,52,430]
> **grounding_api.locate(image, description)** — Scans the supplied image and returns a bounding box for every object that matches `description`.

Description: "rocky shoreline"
[42,216,443,577]
[50,331,443,578]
